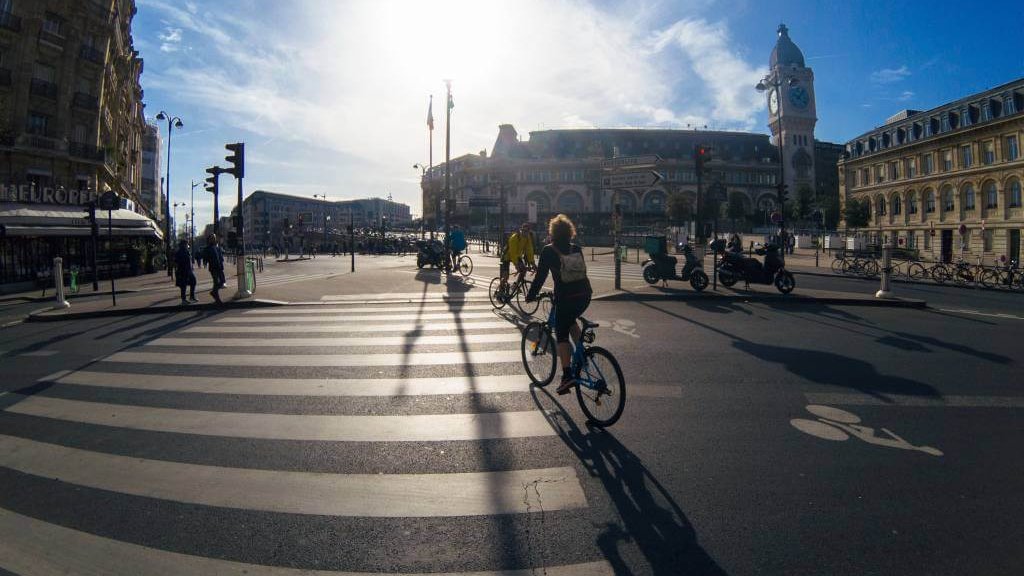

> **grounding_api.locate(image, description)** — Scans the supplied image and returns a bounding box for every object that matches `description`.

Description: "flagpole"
[429,95,434,240]
[444,80,452,256]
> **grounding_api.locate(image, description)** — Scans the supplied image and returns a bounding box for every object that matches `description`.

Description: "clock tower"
[766,24,817,199]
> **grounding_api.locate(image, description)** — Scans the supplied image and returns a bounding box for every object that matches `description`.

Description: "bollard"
[52,257,70,309]
[875,242,894,299]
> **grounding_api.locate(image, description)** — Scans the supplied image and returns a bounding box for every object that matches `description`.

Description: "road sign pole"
[108,209,115,306]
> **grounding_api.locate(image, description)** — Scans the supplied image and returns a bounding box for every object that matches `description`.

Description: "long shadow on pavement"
[531,385,729,576]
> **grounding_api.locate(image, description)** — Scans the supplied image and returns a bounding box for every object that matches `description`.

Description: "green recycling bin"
[69,270,79,294]
[245,259,256,293]
[618,246,627,262]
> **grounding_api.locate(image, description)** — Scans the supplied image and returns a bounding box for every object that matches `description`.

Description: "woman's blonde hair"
[548,213,576,244]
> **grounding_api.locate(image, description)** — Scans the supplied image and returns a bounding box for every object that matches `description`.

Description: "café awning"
[0,203,163,239]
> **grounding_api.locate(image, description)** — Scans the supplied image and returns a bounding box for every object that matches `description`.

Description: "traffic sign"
[97,191,118,211]
[958,223,967,235]
[602,170,662,189]
[770,211,782,224]
[601,155,660,169]
[468,198,499,208]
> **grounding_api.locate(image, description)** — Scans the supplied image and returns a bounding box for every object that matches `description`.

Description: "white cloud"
[140,0,766,213]
[870,65,910,84]
[157,25,182,52]
[897,90,914,102]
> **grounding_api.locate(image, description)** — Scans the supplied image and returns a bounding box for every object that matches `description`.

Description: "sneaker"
[556,374,575,395]
[189,296,198,302]
[180,299,190,305]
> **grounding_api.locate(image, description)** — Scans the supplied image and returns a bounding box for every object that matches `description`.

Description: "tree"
[843,197,870,230]
[665,191,693,224]
[788,186,814,224]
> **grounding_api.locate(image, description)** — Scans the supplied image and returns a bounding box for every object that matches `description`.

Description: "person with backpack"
[525,214,593,395]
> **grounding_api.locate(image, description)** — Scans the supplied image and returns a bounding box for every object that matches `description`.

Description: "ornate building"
[838,78,1024,264]
[763,24,818,198]
[0,0,158,288]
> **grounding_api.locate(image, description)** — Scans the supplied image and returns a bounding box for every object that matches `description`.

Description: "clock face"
[768,89,779,114]
[789,86,809,110]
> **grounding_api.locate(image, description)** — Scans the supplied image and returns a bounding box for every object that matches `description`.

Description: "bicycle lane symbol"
[589,319,640,338]
[790,405,943,457]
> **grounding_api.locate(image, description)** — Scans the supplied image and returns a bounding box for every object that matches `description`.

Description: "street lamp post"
[414,163,430,239]
[756,73,797,263]
[313,194,328,251]
[172,202,186,245]
[190,180,199,247]
[155,111,183,276]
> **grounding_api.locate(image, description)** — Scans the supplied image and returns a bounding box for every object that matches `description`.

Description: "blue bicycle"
[520,292,626,427]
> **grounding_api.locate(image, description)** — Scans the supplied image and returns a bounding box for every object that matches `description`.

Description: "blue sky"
[133,0,1024,230]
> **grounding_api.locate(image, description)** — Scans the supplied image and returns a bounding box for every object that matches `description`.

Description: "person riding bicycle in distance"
[500,222,536,289]
[525,214,593,395]
[449,225,467,272]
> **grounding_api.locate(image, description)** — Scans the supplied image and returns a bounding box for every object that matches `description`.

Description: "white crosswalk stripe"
[0,298,637,574]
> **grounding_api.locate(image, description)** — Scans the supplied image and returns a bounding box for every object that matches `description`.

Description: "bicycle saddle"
[580,317,600,330]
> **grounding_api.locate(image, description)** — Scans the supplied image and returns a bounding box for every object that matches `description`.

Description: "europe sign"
[1,185,101,205]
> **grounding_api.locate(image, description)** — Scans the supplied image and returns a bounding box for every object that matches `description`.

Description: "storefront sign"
[0,185,100,206]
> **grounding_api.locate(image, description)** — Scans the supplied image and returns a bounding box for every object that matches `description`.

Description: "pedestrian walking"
[174,240,197,304]
[203,234,225,304]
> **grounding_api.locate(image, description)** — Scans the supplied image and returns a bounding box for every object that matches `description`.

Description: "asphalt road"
[0,278,1021,574]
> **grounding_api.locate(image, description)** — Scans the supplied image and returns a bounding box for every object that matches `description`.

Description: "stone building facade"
[839,77,1024,264]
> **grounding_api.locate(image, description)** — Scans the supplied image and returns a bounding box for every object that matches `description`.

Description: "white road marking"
[938,308,1024,320]
[44,371,529,397]
[184,320,514,333]
[320,292,491,302]
[103,349,521,367]
[0,507,613,575]
[6,397,554,442]
[18,350,58,357]
[242,304,496,314]
[0,436,585,517]
[148,333,521,347]
[805,392,1024,408]
[215,312,499,323]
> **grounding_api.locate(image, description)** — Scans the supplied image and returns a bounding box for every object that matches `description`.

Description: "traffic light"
[694,145,712,176]
[224,143,245,179]
[83,202,98,233]
[777,183,789,205]
[204,166,223,193]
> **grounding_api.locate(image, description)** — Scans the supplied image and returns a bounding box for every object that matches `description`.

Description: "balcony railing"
[38,29,66,48]
[30,78,58,100]
[72,92,100,111]
[28,135,56,150]
[0,11,20,32]
[79,44,105,64]
[0,68,11,87]
[69,142,105,162]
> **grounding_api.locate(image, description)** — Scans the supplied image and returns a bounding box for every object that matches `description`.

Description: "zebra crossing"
[0,297,625,574]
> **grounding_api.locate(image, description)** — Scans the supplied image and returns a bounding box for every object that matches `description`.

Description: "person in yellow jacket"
[500,222,536,290]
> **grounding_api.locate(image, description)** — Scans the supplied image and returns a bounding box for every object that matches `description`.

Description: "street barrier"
[52,257,70,309]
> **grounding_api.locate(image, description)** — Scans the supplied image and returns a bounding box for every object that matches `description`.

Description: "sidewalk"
[22,249,925,322]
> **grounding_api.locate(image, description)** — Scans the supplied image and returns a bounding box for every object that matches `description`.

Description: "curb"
[25,298,285,322]
[593,291,926,308]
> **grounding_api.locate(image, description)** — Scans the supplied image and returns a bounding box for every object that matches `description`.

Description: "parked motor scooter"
[717,243,795,293]
[642,245,709,291]
[414,239,446,269]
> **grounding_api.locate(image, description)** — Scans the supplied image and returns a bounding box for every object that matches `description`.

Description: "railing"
[78,44,105,64]
[69,142,105,162]
[0,10,20,32]
[72,92,100,111]
[27,135,56,150]
[29,78,58,100]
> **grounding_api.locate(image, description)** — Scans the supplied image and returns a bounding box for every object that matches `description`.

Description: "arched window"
[908,193,918,214]
[556,190,583,213]
[757,195,775,212]
[925,190,936,213]
[892,195,901,215]
[642,190,667,213]
[964,184,976,210]
[943,188,955,211]
[616,191,637,214]
[984,182,998,209]
[526,191,551,213]
[1010,180,1022,208]
[878,196,886,215]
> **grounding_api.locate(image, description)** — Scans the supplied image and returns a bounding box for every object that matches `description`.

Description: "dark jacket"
[204,244,224,271]
[527,240,592,302]
[174,247,194,288]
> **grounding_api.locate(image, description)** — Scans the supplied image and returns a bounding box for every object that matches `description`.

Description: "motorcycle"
[642,246,709,291]
[717,243,795,294]
[414,239,446,269]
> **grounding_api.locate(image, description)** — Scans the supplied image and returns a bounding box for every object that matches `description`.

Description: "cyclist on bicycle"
[525,214,592,395]
[500,222,536,289]
[448,225,467,272]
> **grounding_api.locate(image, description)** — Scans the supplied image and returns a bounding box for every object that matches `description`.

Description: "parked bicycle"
[489,271,538,315]
[980,258,1023,290]
[521,292,626,427]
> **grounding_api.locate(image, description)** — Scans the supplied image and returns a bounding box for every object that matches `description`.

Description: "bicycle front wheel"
[576,346,626,427]
[458,255,473,277]
[488,277,507,309]
[521,322,556,387]
[516,283,540,316]
[907,262,926,281]
[830,259,845,274]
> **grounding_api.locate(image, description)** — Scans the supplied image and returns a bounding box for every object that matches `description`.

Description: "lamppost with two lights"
[155,111,183,276]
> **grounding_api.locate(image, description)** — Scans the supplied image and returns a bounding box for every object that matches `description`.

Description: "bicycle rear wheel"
[830,259,845,274]
[931,265,951,284]
[575,346,625,427]
[861,259,880,278]
[521,322,556,386]
[907,262,926,281]
[458,255,473,277]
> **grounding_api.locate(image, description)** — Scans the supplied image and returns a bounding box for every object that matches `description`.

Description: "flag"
[427,96,434,130]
